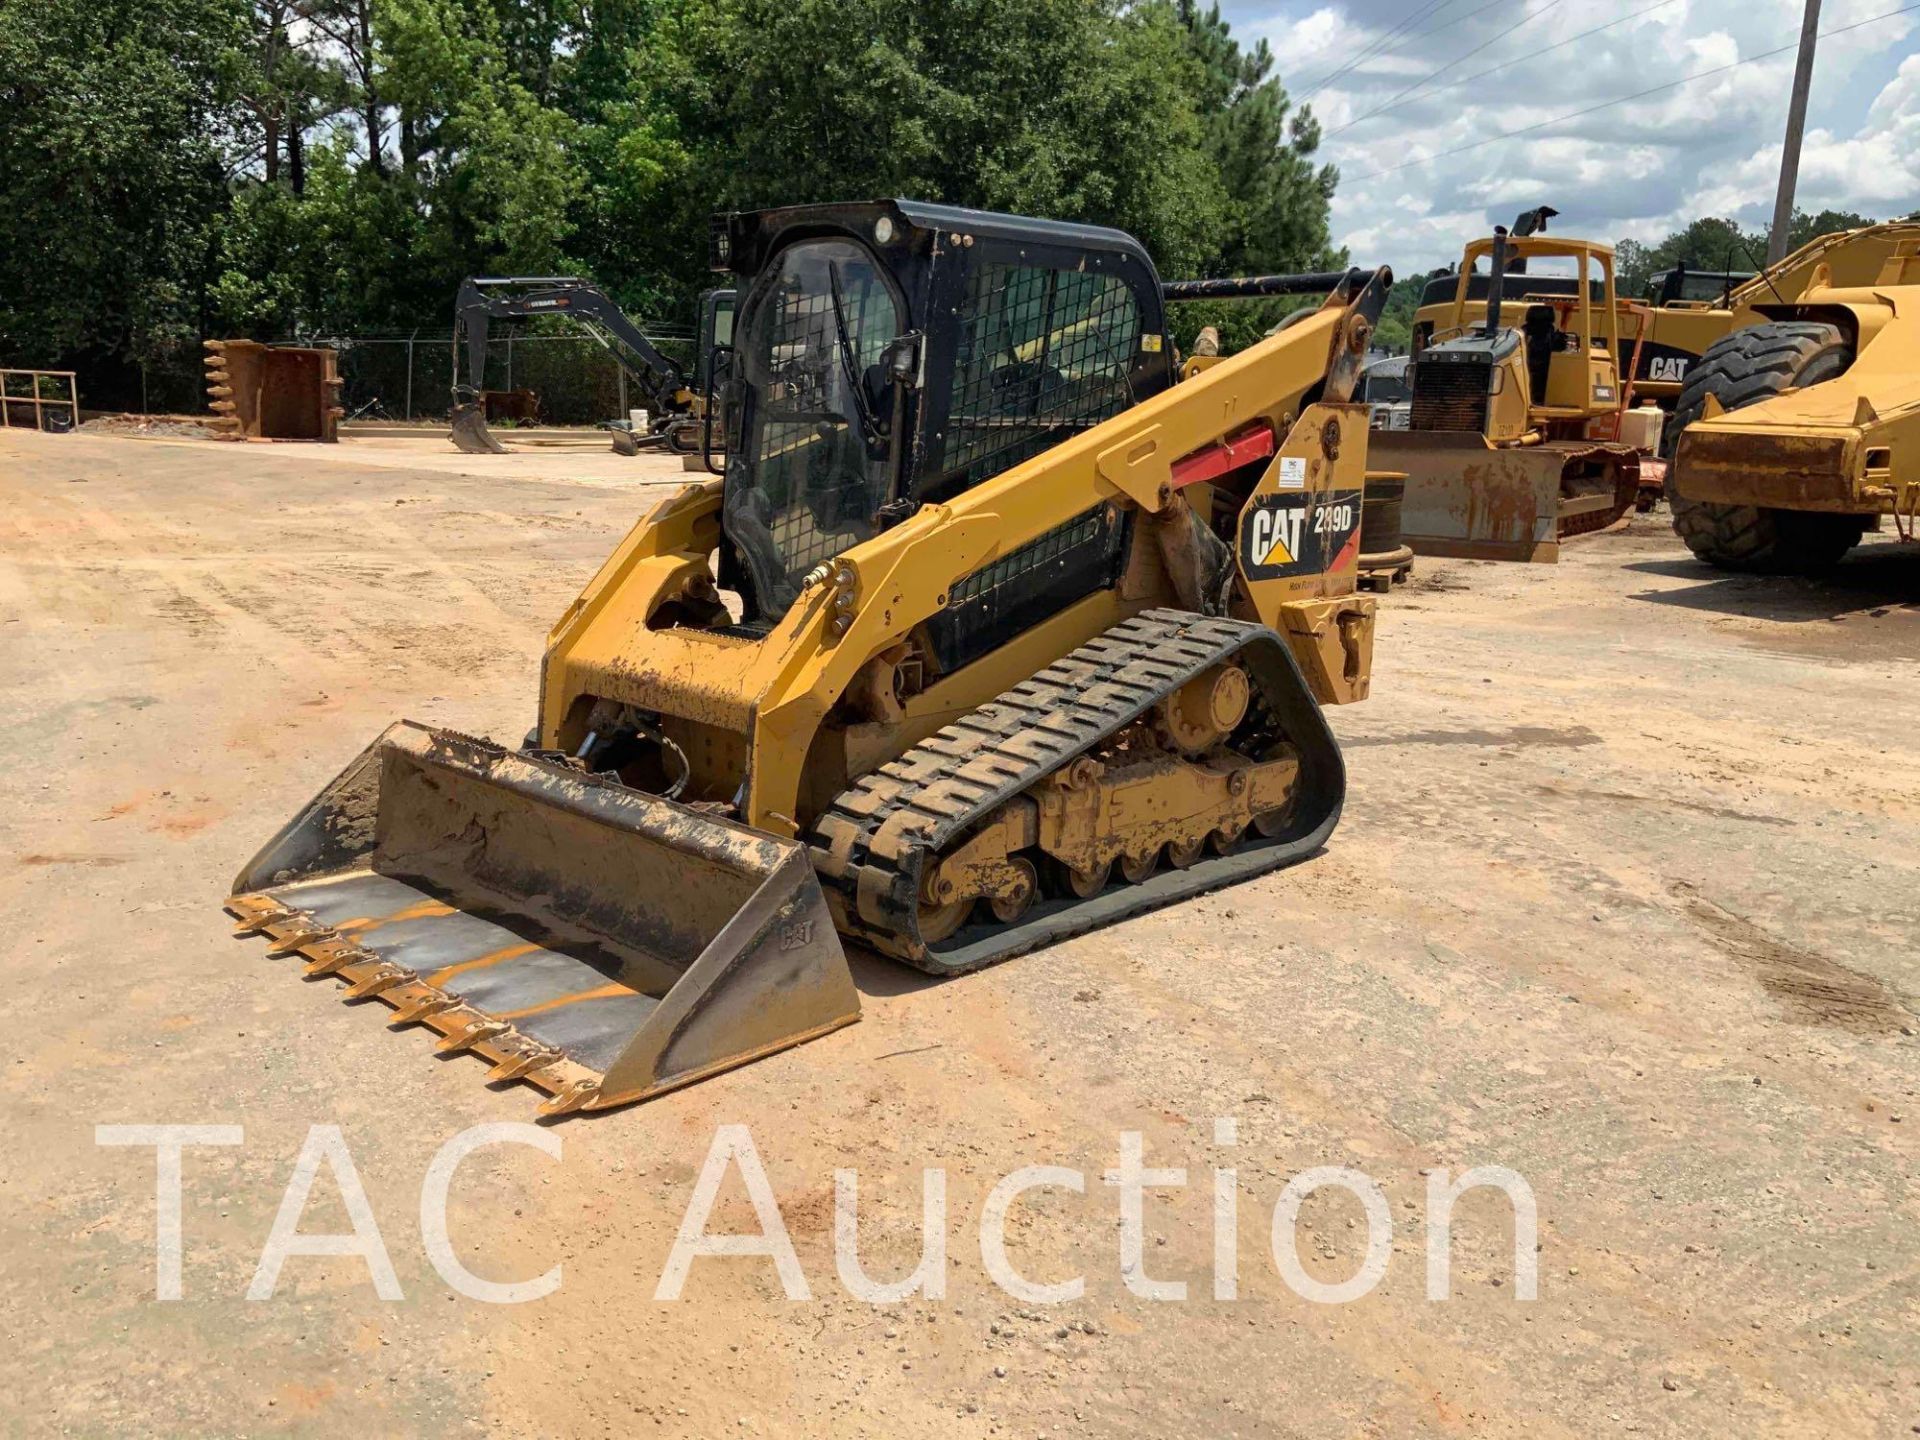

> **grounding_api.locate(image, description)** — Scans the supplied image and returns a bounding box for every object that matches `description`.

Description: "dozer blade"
[1375,432,1639,564]
[449,402,508,454]
[226,722,859,1116]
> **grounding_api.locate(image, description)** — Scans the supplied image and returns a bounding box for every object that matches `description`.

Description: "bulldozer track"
[807,608,1345,975]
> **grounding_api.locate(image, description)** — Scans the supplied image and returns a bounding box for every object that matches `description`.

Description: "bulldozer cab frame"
[1428,231,1624,420]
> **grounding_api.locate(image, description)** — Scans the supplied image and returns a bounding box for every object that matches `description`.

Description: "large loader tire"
[1665,322,1866,573]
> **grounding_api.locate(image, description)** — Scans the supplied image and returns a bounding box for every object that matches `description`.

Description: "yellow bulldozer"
[1376,207,1642,562]
[1409,218,1920,419]
[227,200,1392,1115]
[1666,230,1920,572]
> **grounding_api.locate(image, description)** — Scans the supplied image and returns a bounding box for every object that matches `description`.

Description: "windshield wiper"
[825,261,887,448]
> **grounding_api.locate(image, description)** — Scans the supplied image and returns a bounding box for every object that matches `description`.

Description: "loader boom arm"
[542,265,1393,835]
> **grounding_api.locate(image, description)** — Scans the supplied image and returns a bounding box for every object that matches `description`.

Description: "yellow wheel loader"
[1376,207,1641,562]
[1640,222,1920,429]
[228,199,1392,1115]
[1666,234,1920,573]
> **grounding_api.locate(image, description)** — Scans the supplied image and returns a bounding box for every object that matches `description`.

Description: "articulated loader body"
[1638,223,1920,412]
[231,200,1390,1114]
[1667,234,1920,572]
[1411,222,1920,411]
[1380,208,1641,562]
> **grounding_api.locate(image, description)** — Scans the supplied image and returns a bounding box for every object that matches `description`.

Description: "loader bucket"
[1373,432,1638,563]
[226,722,859,1116]
[449,401,508,454]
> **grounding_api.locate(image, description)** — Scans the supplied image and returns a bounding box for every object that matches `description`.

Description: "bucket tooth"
[302,936,376,976]
[229,894,297,935]
[484,1046,562,1084]
[264,923,329,956]
[436,1019,511,1056]
[390,992,462,1027]
[537,1078,601,1117]
[344,963,414,1000]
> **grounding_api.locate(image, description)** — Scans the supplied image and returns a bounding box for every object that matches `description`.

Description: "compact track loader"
[230,200,1389,1115]
[1379,208,1641,562]
[1666,232,1920,572]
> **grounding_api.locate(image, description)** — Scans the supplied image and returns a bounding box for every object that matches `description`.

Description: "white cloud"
[1237,0,1920,272]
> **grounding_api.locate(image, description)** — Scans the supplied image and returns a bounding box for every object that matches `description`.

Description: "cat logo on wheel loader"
[229,199,1391,1115]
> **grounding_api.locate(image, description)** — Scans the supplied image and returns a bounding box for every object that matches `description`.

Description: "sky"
[1215,0,1920,273]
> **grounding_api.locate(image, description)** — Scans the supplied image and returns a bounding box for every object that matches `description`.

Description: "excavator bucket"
[225,722,859,1116]
[449,401,508,454]
[1374,433,1639,563]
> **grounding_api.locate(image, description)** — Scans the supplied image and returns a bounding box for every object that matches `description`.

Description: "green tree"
[0,0,248,397]
[1177,1,1338,276]
[8,0,1354,399]
[1784,208,1875,252]
[573,0,1229,314]
[211,0,582,335]
[1616,210,1881,298]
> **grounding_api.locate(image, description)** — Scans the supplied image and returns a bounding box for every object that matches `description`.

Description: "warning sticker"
[1239,488,1363,580]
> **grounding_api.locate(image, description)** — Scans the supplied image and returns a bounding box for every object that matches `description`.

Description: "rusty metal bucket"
[205,340,343,442]
[227,723,859,1116]
[1373,432,1638,563]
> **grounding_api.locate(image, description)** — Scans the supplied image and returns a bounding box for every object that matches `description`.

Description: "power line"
[1342,0,1920,183]
[1335,0,1683,132]
[1299,0,1458,101]
[1304,0,1529,105]
[1329,0,1569,139]
[1363,0,1519,70]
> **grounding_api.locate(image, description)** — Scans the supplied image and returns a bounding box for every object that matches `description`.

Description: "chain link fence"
[128,331,698,426]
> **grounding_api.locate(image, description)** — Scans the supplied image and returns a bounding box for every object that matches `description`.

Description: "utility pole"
[1768,0,1822,264]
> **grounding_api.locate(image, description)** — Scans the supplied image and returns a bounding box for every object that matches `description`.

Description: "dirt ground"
[2,426,1916,1438]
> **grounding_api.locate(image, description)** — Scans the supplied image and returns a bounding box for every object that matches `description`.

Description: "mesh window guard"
[943,265,1140,492]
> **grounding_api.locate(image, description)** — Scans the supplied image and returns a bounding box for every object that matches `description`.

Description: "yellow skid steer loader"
[229,200,1390,1115]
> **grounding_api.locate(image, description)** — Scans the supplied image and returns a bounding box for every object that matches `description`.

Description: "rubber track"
[807,608,1343,976]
